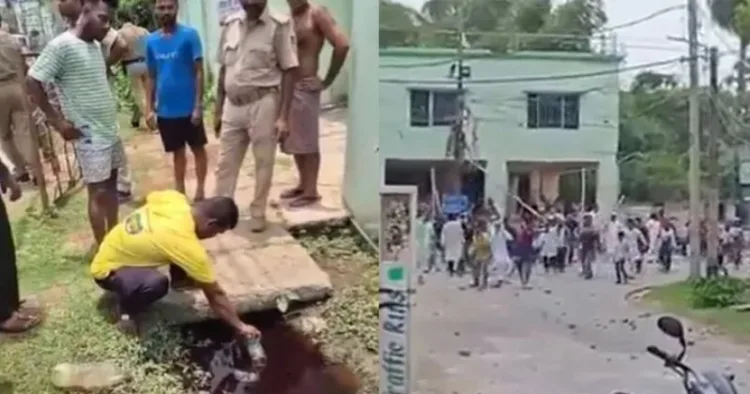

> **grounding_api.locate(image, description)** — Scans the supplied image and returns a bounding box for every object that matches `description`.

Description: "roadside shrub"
[690,276,749,308]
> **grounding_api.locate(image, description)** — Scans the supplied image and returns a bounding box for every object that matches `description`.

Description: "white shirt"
[539,229,561,257]
[441,219,465,262]
[658,228,676,248]
[612,240,630,262]
[625,228,645,258]
[604,220,622,252]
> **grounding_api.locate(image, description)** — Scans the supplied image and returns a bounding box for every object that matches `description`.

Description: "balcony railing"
[380,26,621,58]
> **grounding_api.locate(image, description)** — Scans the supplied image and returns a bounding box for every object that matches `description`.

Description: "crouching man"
[90,189,260,339]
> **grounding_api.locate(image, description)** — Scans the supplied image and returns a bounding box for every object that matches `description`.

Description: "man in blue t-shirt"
[145,0,207,201]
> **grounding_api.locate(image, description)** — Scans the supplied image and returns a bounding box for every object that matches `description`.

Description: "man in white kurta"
[441,215,465,276]
[646,214,661,263]
[489,220,513,286]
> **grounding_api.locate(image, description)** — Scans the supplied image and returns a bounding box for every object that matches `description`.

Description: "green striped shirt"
[29,31,118,149]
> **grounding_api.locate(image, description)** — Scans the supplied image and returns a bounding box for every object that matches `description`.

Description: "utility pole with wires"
[446,2,469,196]
[706,46,721,277]
[687,0,702,278]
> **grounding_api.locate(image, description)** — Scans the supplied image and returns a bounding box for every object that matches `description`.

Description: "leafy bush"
[690,277,749,309]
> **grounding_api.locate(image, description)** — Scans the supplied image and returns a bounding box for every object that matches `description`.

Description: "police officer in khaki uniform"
[214,0,299,232]
[0,20,35,183]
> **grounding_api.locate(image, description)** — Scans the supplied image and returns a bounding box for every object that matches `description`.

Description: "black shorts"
[156,117,207,153]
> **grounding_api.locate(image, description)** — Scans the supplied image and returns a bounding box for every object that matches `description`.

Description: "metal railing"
[379,26,621,57]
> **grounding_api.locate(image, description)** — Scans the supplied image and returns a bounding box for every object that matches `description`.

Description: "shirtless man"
[280,0,349,207]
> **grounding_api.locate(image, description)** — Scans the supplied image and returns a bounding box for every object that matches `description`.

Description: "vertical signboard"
[379,186,416,394]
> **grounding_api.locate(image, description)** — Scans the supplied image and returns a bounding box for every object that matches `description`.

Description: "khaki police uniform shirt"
[118,22,149,61]
[217,8,299,99]
[0,30,24,83]
[100,27,120,60]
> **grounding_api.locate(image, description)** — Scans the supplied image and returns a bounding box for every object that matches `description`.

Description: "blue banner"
[442,194,469,215]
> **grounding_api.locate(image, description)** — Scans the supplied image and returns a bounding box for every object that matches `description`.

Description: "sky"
[389,0,739,86]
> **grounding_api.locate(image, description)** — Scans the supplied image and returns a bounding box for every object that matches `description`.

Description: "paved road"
[412,258,750,394]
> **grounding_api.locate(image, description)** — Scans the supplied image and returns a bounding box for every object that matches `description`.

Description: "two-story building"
[378,46,622,218]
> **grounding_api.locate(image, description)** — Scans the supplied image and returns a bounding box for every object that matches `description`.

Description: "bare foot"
[193,191,205,202]
[280,187,303,199]
[0,311,41,333]
[288,194,321,208]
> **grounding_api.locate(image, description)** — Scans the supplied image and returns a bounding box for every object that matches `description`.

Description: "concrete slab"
[153,220,333,325]
[123,109,349,324]
[267,109,350,228]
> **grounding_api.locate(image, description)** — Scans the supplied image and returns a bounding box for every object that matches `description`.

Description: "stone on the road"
[50,362,125,391]
[152,222,332,324]
[412,257,750,394]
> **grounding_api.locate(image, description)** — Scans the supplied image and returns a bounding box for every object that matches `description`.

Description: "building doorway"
[384,159,487,209]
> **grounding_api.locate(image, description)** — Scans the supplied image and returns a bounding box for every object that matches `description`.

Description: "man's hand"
[298,77,324,92]
[275,118,289,142]
[213,106,223,138]
[145,111,157,131]
[237,323,261,340]
[0,173,22,202]
[191,106,203,126]
[53,119,82,141]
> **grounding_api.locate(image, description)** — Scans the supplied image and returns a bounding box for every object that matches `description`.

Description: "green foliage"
[294,225,378,393]
[379,0,608,53]
[115,0,156,30]
[2,194,195,394]
[690,276,749,308]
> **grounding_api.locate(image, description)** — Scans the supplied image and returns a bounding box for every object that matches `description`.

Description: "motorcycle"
[642,316,738,394]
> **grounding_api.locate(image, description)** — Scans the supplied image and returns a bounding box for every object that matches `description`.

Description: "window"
[527,93,580,129]
[409,89,461,127]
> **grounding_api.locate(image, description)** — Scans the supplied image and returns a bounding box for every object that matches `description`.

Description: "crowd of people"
[0,0,349,339]
[415,198,746,290]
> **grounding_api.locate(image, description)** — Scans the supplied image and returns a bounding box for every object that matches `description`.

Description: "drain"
[182,310,359,394]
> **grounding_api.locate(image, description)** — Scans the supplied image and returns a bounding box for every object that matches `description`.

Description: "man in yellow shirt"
[91,190,259,338]
[470,219,492,290]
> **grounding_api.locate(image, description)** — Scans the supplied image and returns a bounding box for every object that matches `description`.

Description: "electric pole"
[447,3,466,195]
[706,46,720,277]
[687,0,702,278]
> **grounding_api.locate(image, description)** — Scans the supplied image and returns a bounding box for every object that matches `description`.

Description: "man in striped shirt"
[26,0,123,246]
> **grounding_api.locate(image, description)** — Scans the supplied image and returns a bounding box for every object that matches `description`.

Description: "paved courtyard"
[412,258,750,394]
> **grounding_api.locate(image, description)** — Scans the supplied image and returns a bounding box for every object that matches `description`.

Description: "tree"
[707,0,750,93]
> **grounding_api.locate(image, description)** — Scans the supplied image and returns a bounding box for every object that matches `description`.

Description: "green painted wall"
[178,0,351,104]
[342,0,379,231]
[378,48,622,217]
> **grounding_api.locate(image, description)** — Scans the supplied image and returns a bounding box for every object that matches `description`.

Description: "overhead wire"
[597,5,687,32]
[381,5,730,213]
[380,56,689,85]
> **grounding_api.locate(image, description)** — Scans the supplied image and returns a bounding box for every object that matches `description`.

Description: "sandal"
[0,311,41,333]
[288,195,321,208]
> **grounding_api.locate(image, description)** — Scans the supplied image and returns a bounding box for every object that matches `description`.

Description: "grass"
[0,114,197,393]
[293,225,379,394]
[1,194,195,394]
[0,202,379,393]
[644,280,750,343]
[1,110,378,393]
